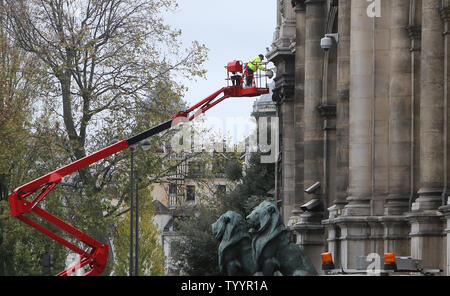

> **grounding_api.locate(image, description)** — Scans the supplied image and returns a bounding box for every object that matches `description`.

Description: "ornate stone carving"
[406,25,421,40]
[272,78,295,104]
[440,7,450,21]
[291,0,305,11]
[317,103,337,119]
[304,0,326,4]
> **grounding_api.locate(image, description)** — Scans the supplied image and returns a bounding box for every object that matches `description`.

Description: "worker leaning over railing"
[246,54,268,87]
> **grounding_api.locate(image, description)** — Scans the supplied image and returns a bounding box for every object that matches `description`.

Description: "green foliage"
[171,152,275,275]
[224,158,243,181]
[0,24,62,275]
[171,206,221,276]
[0,201,66,275]
[111,197,165,276]
[221,153,275,217]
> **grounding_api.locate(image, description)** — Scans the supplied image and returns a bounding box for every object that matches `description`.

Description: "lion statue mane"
[246,201,317,276]
[211,211,256,275]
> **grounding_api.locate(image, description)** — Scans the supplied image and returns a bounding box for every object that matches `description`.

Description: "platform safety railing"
[225,61,269,89]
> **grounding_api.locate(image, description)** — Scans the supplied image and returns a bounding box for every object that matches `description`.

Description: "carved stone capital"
[317,103,337,118]
[268,43,294,105]
[304,0,326,5]
[440,7,450,21]
[273,74,295,104]
[406,25,421,40]
[289,37,296,53]
[291,0,305,11]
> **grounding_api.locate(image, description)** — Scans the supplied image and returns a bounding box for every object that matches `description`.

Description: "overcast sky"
[165,0,277,143]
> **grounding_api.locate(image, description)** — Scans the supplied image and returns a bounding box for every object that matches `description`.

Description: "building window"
[168,166,177,176]
[169,183,177,195]
[186,185,195,201]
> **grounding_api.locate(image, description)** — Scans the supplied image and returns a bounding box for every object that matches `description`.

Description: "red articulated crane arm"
[8,62,269,276]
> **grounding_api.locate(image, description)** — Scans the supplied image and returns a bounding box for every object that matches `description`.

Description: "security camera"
[304,181,321,194]
[300,199,322,212]
[320,33,339,51]
[320,37,333,51]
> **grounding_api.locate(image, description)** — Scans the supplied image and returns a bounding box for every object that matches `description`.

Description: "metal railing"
[225,61,270,89]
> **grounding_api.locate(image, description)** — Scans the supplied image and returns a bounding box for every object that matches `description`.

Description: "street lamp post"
[135,170,139,276]
[129,140,151,276]
[129,146,135,276]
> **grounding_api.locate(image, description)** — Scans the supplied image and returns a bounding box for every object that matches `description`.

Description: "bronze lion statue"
[211,211,256,275]
[246,201,317,276]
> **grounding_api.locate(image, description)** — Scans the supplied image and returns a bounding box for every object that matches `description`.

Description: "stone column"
[406,0,446,271]
[320,0,350,269]
[380,0,412,257]
[279,91,295,226]
[405,0,422,219]
[337,0,374,269]
[320,2,338,216]
[290,0,326,273]
[372,0,391,216]
[332,0,351,216]
[442,1,450,216]
[440,2,450,275]
[413,0,445,211]
[342,0,373,217]
[303,0,326,203]
[290,0,307,224]
[267,0,296,225]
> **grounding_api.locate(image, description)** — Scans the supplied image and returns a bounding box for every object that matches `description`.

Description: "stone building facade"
[268,0,450,274]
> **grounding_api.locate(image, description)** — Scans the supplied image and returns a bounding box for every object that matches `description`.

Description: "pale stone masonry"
[268,0,450,274]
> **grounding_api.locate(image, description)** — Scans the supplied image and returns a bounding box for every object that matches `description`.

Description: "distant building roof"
[253,82,276,115]
[258,81,275,103]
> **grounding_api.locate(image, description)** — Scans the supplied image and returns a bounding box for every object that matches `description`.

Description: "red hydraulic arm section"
[8,61,269,276]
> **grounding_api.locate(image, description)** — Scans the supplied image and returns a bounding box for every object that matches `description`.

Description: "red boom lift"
[8,61,270,276]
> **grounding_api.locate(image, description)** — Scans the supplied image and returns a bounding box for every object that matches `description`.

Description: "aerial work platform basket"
[225,60,271,95]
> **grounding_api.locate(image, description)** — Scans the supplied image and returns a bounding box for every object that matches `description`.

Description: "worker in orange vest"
[246,54,268,87]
